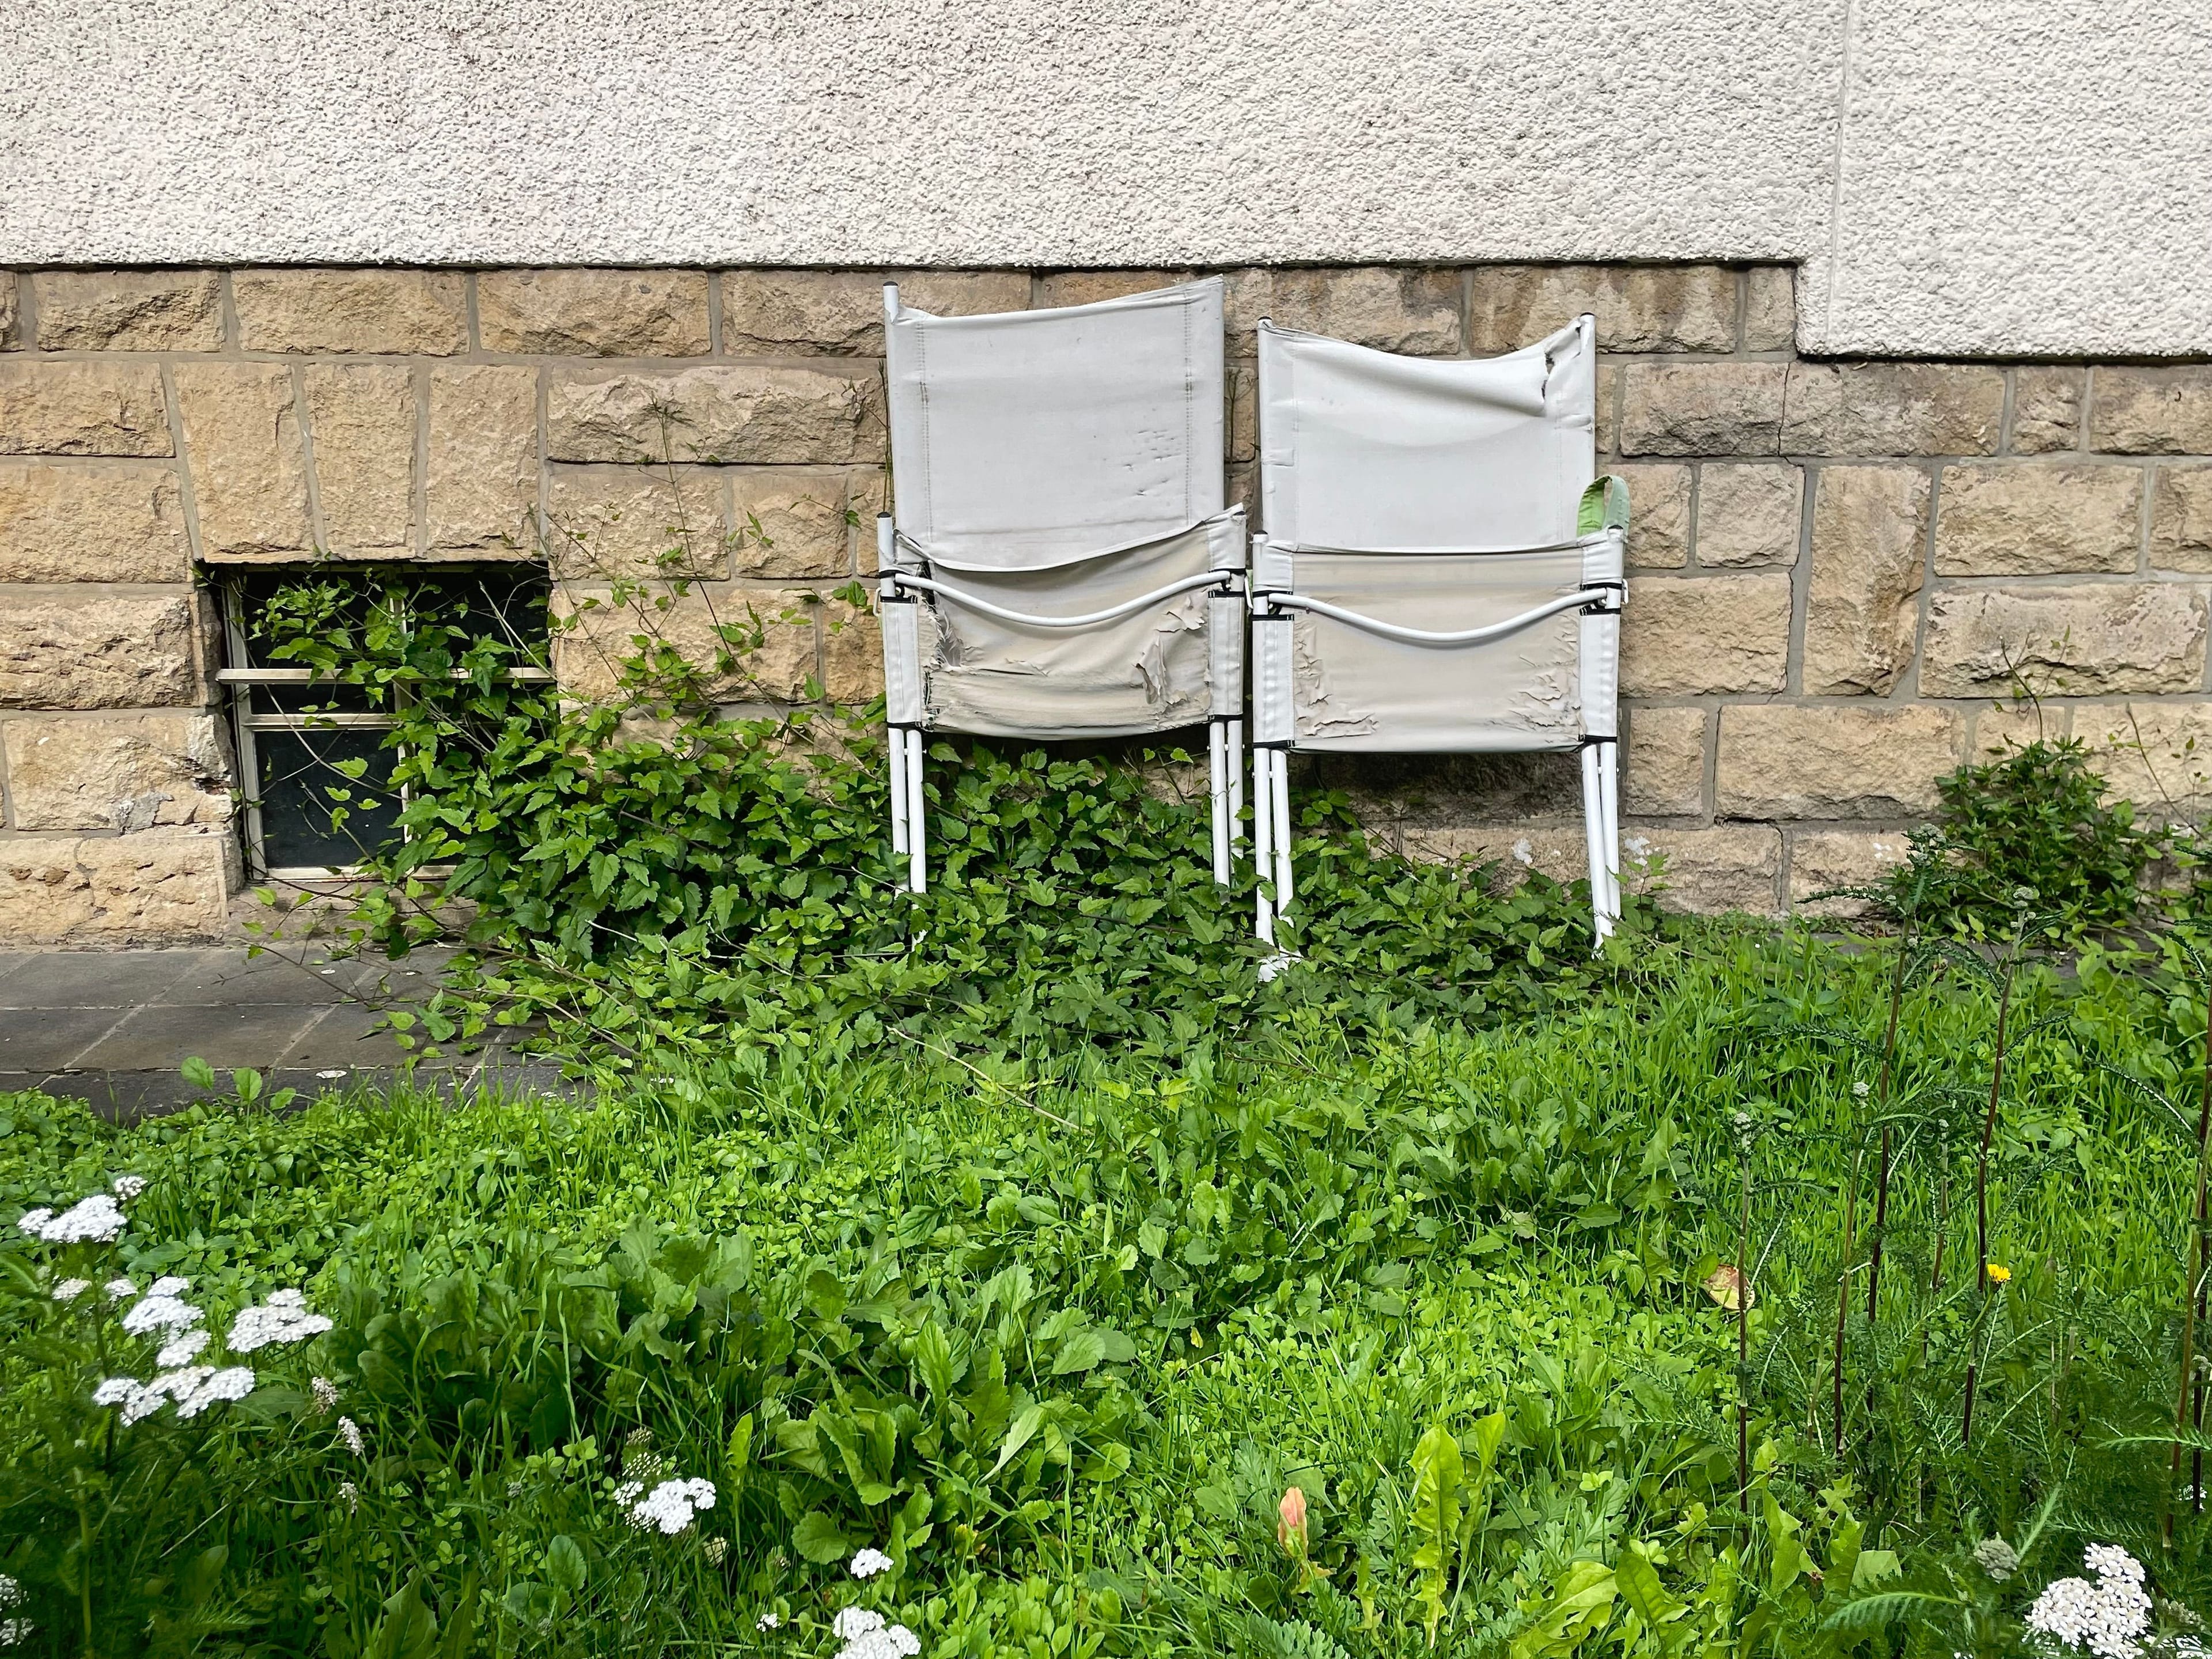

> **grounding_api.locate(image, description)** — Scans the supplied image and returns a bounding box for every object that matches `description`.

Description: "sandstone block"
[35,271,223,351]
[305,363,415,556]
[479,269,711,357]
[2011,368,2084,454]
[175,363,312,559]
[722,270,1031,356]
[1624,704,1706,815]
[819,594,882,704]
[0,589,203,709]
[1617,362,1788,456]
[0,464,189,582]
[1615,464,1690,568]
[1804,464,1930,696]
[0,362,172,457]
[1742,266,1795,351]
[0,831,234,944]
[548,366,882,466]
[426,366,537,554]
[1466,264,1736,354]
[731,469,867,578]
[2090,367,2212,455]
[2,713,230,830]
[1781,363,2005,457]
[1228,363,1256,465]
[1618,573,1791,696]
[545,465,728,578]
[1224,267,1461,355]
[1397,824,1586,886]
[0,274,17,350]
[1789,828,1914,917]
[1921,584,2208,696]
[233,268,468,354]
[1695,463,1802,567]
[1933,462,2142,576]
[1969,698,2068,759]
[554,585,819,703]
[1035,270,1195,309]
[1716,703,1958,819]
[1621,825,1782,916]
[2152,464,2212,572]
[2075,700,2212,817]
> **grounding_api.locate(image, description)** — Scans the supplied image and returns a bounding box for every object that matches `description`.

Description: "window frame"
[217,569,553,881]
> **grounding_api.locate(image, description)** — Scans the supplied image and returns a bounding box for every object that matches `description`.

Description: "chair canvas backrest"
[887,279,1226,570]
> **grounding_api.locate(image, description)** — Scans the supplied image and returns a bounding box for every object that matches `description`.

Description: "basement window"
[218,566,551,880]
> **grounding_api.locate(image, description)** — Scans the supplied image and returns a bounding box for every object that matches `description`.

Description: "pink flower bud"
[1277,1486,1308,1555]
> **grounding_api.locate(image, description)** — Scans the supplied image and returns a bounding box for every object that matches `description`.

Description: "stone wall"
[4,263,2210,942]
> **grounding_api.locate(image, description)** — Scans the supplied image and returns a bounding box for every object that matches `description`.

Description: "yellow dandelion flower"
[1986,1263,2012,1285]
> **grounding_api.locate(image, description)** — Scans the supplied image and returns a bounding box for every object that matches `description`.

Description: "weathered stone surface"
[1743,266,1795,351]
[1932,462,2142,575]
[1622,825,1783,915]
[1618,573,1791,695]
[1788,828,1914,917]
[1035,270,1194,309]
[1617,362,1788,456]
[2075,701,2212,818]
[0,589,203,709]
[0,274,17,350]
[35,270,223,351]
[0,464,188,582]
[1695,463,1802,567]
[1466,264,1737,353]
[1228,363,1256,465]
[1716,703,1958,819]
[479,268,711,357]
[233,268,468,354]
[721,270,1030,355]
[2090,367,2212,455]
[305,363,415,555]
[1624,704,1707,815]
[1615,463,1690,568]
[175,363,312,558]
[1921,584,2208,696]
[0,362,172,457]
[0,831,234,944]
[1397,823,1586,886]
[730,469,866,578]
[2011,368,2084,454]
[546,465,728,578]
[819,594,882,704]
[554,585,819,703]
[2152,464,2212,571]
[1224,267,1461,355]
[426,366,537,554]
[1804,464,1929,696]
[1969,698,2067,759]
[1,714,230,830]
[1781,363,2005,456]
[548,366,882,466]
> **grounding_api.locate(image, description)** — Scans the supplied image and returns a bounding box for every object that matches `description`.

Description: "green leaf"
[1051,1331,1108,1374]
[180,1055,217,1091]
[989,1402,1047,1479]
[1411,1421,1463,1647]
[545,1536,587,1596]
[1615,1544,1683,1626]
[792,1512,851,1564]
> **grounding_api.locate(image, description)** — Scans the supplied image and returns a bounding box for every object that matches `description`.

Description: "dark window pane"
[251,727,403,871]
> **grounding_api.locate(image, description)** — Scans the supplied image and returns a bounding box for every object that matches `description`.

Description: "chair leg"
[1580,744,1609,947]
[889,727,910,876]
[1228,717,1245,857]
[906,732,928,896]
[1265,747,1283,942]
[1209,720,1230,885]
[1598,737,1623,923]
[1271,749,1294,916]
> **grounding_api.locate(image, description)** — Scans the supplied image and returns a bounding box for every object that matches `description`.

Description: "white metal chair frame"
[1247,312,1626,950]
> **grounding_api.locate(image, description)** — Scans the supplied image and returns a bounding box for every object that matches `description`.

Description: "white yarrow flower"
[310,1376,340,1415]
[619,1476,717,1535]
[756,1611,781,1631]
[147,1277,190,1297]
[337,1416,365,1457]
[172,1366,254,1419]
[2026,1544,2153,1659]
[849,1547,893,1579]
[832,1608,920,1659]
[156,1328,211,1366]
[15,1209,53,1237]
[1852,1081,1870,1098]
[21,1195,127,1243]
[111,1175,147,1200]
[337,1480,359,1515]
[104,1278,137,1301]
[228,1289,333,1353]
[122,1293,203,1336]
[52,1278,90,1302]
[833,1610,886,1642]
[0,1573,26,1647]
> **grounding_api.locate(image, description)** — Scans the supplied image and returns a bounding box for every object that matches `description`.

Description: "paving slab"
[0,949,205,1009]
[72,1003,331,1071]
[0,1006,132,1069]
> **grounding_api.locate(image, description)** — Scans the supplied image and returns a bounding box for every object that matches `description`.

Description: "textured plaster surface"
[2,0,2208,358]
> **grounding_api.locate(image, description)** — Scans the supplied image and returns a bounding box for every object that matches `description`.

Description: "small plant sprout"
[831,1607,921,1659]
[616,1475,716,1534]
[849,1546,893,1579]
[2025,1544,2152,1656]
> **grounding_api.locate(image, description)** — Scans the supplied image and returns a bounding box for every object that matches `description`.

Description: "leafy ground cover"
[5,922,2212,1656]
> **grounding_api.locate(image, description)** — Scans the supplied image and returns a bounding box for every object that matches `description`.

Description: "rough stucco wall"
[6,1,2207,358]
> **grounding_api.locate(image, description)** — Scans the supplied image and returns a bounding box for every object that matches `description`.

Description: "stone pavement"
[0,946,571,1118]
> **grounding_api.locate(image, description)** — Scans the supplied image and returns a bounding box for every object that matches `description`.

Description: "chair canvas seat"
[877,278,1248,892]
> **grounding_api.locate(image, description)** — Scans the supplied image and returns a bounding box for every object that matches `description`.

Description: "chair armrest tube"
[1268,587,1614,648]
[896,570,1230,631]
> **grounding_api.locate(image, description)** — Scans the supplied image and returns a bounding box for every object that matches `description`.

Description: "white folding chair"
[1249,313,1627,948]
[876,278,1247,893]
